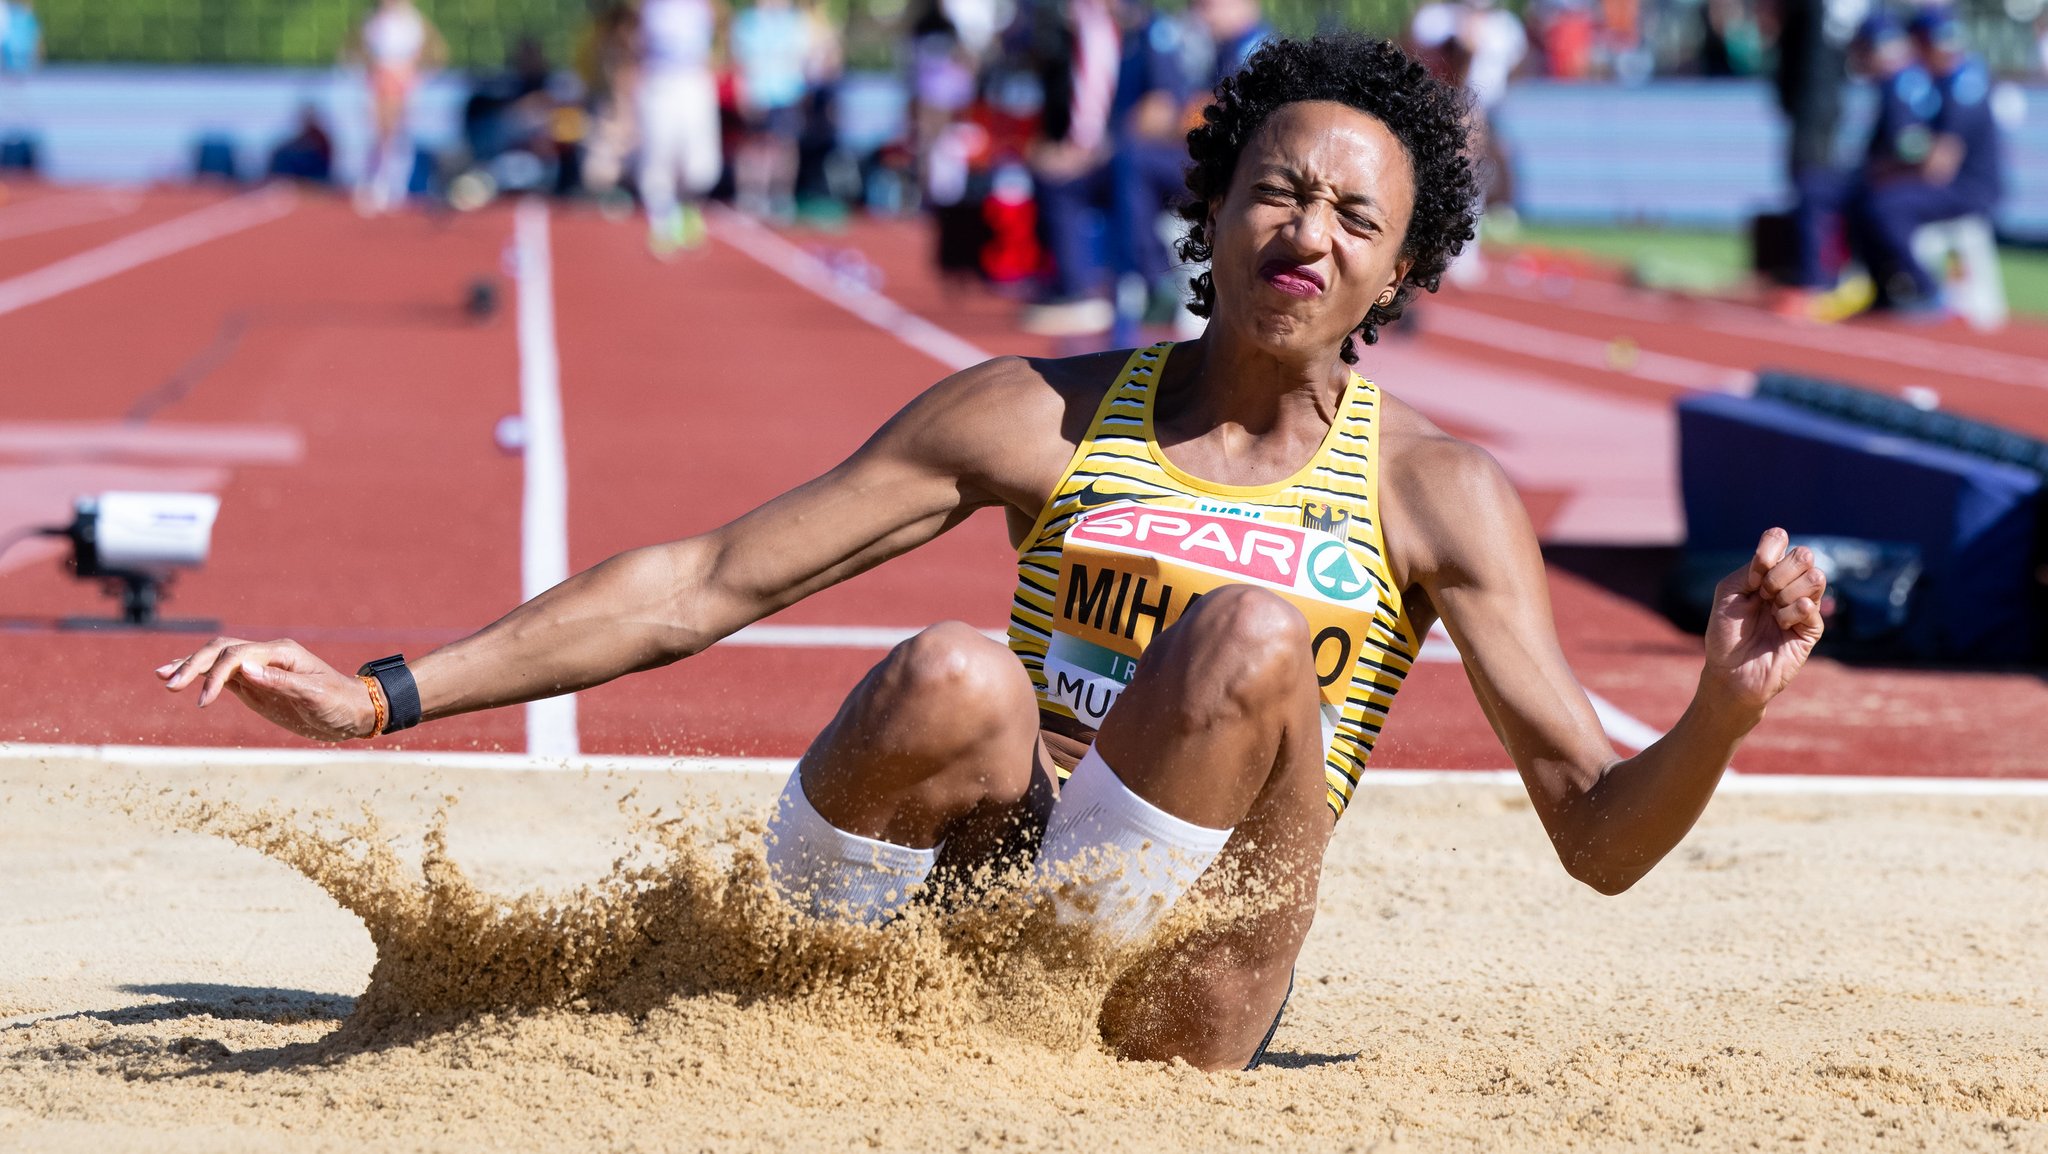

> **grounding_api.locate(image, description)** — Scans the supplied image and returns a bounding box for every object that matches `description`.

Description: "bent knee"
[861,621,1037,752]
[1170,586,1314,690]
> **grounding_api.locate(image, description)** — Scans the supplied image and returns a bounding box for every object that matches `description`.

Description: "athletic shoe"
[1809,274,1877,324]
[678,203,707,249]
[649,207,686,259]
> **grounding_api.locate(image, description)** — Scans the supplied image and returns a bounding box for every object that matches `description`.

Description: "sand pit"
[2,752,2043,1152]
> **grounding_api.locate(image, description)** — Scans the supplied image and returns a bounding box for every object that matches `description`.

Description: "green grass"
[1509,220,2048,318]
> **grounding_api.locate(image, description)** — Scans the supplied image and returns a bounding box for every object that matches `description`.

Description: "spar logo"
[1305,539,1370,601]
[1067,505,1305,586]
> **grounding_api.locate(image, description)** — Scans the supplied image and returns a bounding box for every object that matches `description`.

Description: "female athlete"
[161,34,1826,1071]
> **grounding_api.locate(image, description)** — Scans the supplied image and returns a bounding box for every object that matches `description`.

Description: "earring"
[1375,291,1395,308]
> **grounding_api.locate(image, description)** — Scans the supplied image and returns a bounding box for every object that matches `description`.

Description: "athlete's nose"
[1276,201,1335,268]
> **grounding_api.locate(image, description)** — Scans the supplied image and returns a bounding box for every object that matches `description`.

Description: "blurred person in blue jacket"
[1023,0,1204,336]
[1775,12,1937,318]
[1192,0,1270,84]
[1845,5,2001,313]
[732,0,815,217]
[0,0,39,76]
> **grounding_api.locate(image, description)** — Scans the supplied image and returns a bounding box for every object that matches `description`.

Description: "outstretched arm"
[159,358,1044,740]
[1406,442,1823,894]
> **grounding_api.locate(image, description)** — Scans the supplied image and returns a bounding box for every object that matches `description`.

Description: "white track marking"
[0,186,295,319]
[724,623,1001,648]
[513,198,579,759]
[1419,623,1663,753]
[706,205,991,371]
[0,421,302,463]
[1582,691,1670,753]
[1422,302,1754,393]
[0,188,141,242]
[1469,272,2048,392]
[0,741,768,774]
[7,742,2046,795]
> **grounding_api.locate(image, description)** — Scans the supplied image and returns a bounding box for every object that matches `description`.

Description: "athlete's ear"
[1383,257,1413,302]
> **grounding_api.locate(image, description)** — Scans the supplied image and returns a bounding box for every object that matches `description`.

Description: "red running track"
[1,187,2044,778]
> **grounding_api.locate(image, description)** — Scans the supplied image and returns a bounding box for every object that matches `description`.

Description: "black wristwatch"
[358,654,423,735]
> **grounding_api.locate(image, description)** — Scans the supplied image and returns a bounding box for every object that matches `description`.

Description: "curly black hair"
[1177,33,1480,361]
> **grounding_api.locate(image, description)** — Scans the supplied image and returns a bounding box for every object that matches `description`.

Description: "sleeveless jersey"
[1005,342,1417,820]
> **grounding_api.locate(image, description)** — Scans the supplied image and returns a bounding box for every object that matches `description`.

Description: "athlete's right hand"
[157,638,376,742]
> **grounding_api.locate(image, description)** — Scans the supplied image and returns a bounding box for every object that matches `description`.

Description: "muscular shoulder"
[1378,390,1531,590]
[881,349,1131,516]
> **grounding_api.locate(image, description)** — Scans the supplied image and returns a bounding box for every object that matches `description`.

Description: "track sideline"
[9,739,2047,795]
[513,198,579,759]
[1467,271,2048,392]
[0,189,142,243]
[0,186,295,319]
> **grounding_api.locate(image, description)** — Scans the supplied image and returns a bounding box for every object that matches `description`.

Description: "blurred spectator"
[1849,6,2003,312]
[909,1,979,184]
[1528,0,1597,78]
[1017,0,1122,335]
[732,0,814,217]
[1773,13,1933,314]
[0,0,39,76]
[353,0,446,215]
[942,0,1010,59]
[576,2,643,202]
[1191,0,1271,83]
[793,0,851,224]
[637,0,723,253]
[464,36,559,162]
[268,104,336,184]
[1700,0,1765,76]
[1408,0,1521,284]
[1023,0,1201,336]
[1771,0,1854,290]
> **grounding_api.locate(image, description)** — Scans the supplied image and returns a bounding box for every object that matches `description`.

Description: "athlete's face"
[1206,101,1415,360]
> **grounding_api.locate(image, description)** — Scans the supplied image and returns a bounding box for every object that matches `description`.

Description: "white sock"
[1034,747,1233,948]
[763,772,938,925]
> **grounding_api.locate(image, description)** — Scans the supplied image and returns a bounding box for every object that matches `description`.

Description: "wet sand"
[2,752,2043,1152]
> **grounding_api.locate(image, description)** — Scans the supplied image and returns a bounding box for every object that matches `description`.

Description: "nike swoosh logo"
[1072,479,1157,508]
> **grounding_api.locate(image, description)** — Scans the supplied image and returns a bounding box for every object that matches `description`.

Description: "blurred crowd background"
[0,0,2041,330]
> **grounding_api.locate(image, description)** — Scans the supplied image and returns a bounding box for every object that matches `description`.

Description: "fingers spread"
[197,644,262,707]
[165,636,245,690]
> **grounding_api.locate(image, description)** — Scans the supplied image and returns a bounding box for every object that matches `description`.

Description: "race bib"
[1042,501,1381,727]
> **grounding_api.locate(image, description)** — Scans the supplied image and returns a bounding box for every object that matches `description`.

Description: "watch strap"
[356,654,423,734]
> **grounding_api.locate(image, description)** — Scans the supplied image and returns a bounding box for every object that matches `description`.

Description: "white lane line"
[0,189,142,242]
[706,205,991,372]
[1419,623,1663,753]
[0,186,295,319]
[1469,273,2048,393]
[7,741,2046,795]
[725,623,999,648]
[512,197,579,759]
[1422,302,1754,393]
[0,741,771,774]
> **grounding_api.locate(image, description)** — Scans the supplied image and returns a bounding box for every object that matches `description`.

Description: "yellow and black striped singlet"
[1005,342,1418,819]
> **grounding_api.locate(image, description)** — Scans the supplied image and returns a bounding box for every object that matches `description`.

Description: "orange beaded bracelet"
[357,674,389,739]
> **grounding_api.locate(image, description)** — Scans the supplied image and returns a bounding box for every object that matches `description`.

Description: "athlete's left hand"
[1702,527,1826,712]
